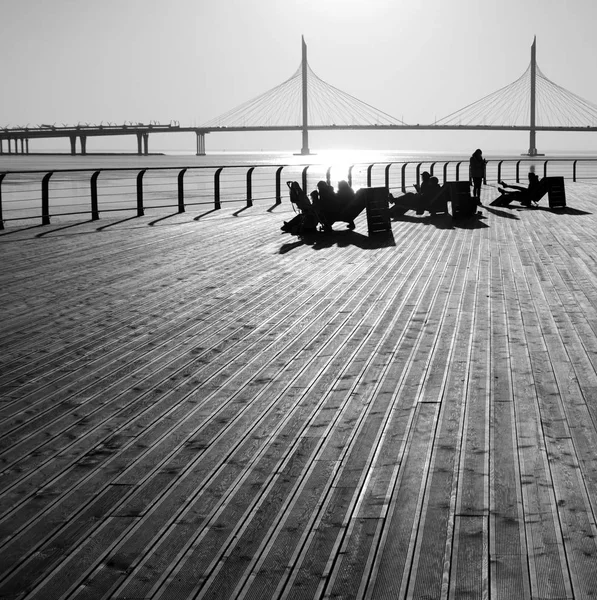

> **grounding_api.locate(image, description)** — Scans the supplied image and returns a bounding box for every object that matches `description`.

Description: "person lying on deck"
[495,172,546,207]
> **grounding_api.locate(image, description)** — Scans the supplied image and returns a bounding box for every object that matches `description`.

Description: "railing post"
[275,166,283,204]
[430,162,436,177]
[573,160,577,182]
[367,164,374,188]
[90,170,100,221]
[497,161,503,185]
[455,162,461,181]
[0,173,5,230]
[401,163,408,193]
[416,163,422,187]
[246,167,255,207]
[177,168,187,213]
[326,167,331,187]
[385,164,391,190]
[348,165,354,188]
[302,166,309,196]
[515,160,521,183]
[136,169,146,216]
[443,162,449,184]
[543,161,548,178]
[214,167,223,209]
[42,172,53,225]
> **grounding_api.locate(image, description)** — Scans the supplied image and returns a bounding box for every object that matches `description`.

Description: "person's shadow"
[279,228,395,254]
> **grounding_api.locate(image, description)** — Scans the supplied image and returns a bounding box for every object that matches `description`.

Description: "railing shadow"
[0,222,47,237]
[96,216,140,231]
[148,213,182,226]
[35,219,96,237]
[193,208,220,221]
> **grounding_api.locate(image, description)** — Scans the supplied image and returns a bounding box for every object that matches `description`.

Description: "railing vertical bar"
[214,167,223,209]
[275,166,283,204]
[348,165,354,188]
[367,164,374,188]
[443,162,449,185]
[302,166,309,195]
[456,162,461,181]
[0,173,5,230]
[90,170,100,220]
[136,169,146,217]
[42,172,53,225]
[543,161,548,178]
[573,160,577,182]
[516,160,521,183]
[401,163,408,193]
[177,168,187,213]
[326,167,331,187]
[497,161,503,185]
[246,167,255,207]
[385,164,391,190]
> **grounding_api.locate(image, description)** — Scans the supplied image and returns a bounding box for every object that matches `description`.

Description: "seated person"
[495,172,545,207]
[313,180,364,230]
[418,176,445,213]
[389,172,432,216]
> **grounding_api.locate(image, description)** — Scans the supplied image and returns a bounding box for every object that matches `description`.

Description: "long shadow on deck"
[391,211,490,230]
[279,229,396,254]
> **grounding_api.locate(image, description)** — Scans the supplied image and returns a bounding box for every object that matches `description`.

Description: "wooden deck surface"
[2,184,597,599]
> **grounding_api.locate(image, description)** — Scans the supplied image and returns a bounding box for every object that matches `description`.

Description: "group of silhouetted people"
[388,148,549,217]
[283,148,553,236]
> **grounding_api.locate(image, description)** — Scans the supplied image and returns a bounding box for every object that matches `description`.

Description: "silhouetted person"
[469,149,487,204]
[389,171,432,216]
[497,171,544,207]
[336,180,357,229]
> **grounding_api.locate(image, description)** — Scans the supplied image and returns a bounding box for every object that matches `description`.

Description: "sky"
[2,0,597,155]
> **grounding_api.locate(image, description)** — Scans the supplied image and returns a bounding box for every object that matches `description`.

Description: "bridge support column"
[26,138,29,154]
[299,36,310,155]
[524,37,543,157]
[80,135,87,155]
[0,139,3,154]
[196,132,206,156]
[69,135,77,155]
[136,133,143,155]
[143,133,149,155]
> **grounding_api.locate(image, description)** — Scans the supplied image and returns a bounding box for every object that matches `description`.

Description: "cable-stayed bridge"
[2,37,597,156]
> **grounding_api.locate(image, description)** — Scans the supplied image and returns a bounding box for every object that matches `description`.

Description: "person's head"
[528,172,538,183]
[421,171,431,181]
[337,180,350,191]
[473,148,482,157]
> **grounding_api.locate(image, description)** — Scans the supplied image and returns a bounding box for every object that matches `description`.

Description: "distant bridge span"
[2,38,597,156]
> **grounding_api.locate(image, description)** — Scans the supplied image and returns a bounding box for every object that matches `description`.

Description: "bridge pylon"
[524,36,544,157]
[299,36,310,155]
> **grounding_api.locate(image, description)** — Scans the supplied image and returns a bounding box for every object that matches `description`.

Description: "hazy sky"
[3,0,597,154]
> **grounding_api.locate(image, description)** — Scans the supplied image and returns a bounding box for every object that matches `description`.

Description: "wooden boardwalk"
[2,184,597,599]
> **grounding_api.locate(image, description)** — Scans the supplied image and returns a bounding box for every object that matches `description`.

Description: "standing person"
[469,149,487,205]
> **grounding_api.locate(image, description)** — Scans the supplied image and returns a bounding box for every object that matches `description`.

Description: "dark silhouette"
[281,180,367,235]
[493,172,544,207]
[469,149,487,204]
[389,172,449,217]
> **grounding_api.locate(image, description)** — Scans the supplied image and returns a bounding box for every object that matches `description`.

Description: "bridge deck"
[2,184,597,600]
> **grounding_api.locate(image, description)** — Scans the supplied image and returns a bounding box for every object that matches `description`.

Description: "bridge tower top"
[527,36,540,156]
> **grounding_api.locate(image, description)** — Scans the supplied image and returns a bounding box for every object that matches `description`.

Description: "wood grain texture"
[1,183,597,599]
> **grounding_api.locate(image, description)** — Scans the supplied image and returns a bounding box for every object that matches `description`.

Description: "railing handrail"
[1,157,596,229]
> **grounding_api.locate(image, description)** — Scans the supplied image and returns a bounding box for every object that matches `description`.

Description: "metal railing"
[1,158,596,229]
